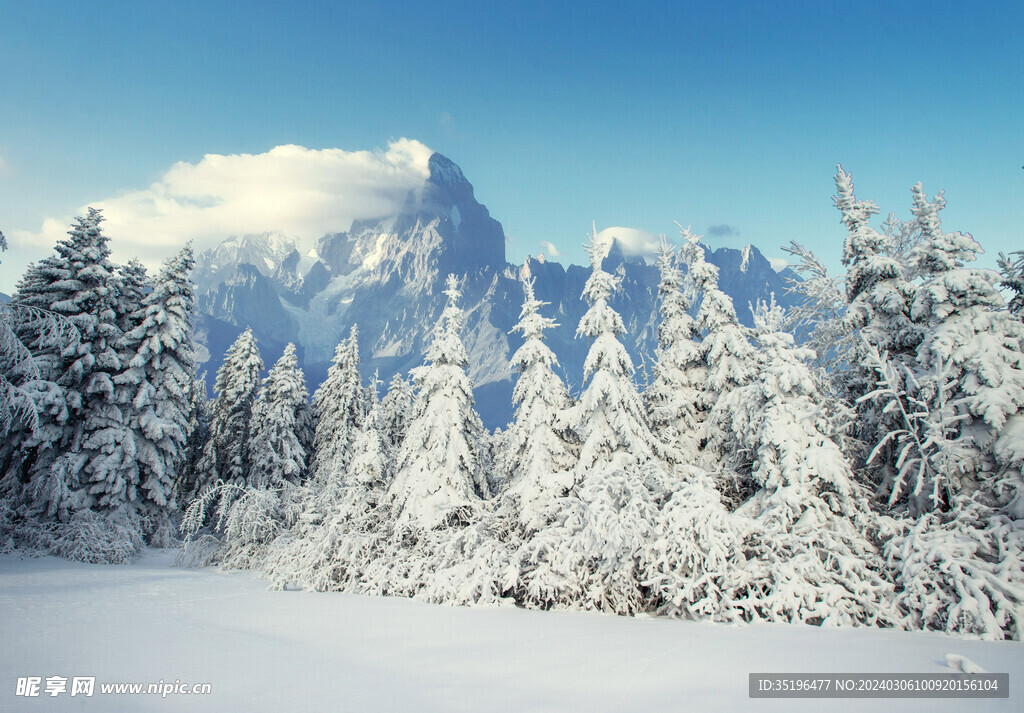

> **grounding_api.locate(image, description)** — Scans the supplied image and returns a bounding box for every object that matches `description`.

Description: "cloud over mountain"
[15,139,434,269]
[594,226,662,263]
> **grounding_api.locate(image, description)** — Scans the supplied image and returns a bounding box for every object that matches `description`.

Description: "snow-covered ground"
[1,550,1020,713]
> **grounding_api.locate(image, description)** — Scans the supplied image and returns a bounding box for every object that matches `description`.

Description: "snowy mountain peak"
[189,155,797,429]
[427,153,469,187]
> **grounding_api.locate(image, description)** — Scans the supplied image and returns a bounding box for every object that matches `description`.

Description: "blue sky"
[1,0,1021,286]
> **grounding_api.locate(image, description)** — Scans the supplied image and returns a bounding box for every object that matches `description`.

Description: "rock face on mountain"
[191,153,798,429]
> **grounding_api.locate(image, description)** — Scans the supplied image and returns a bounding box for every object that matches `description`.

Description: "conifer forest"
[3,168,1024,643]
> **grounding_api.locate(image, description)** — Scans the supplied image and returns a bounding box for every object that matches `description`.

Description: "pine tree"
[645,237,705,461]
[115,245,195,541]
[498,274,576,534]
[834,166,920,486]
[683,228,757,399]
[873,184,1024,640]
[192,329,263,499]
[175,373,210,505]
[379,372,414,452]
[115,259,150,334]
[572,232,671,470]
[348,392,393,493]
[310,326,366,485]
[642,466,748,622]
[836,166,918,356]
[250,344,310,489]
[510,230,668,614]
[682,227,759,504]
[387,275,491,529]
[723,299,893,625]
[0,303,43,443]
[997,251,1024,319]
[11,209,130,518]
[260,384,395,595]
[0,234,75,482]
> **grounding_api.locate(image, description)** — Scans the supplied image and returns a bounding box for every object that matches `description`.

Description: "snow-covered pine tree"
[834,166,920,483]
[497,274,576,534]
[0,303,43,443]
[260,384,394,594]
[11,210,134,519]
[348,384,392,493]
[642,466,748,622]
[645,237,705,461]
[189,328,263,514]
[198,342,311,568]
[295,378,315,473]
[780,241,857,377]
[175,373,210,506]
[998,251,1024,319]
[573,232,672,471]
[0,234,51,443]
[379,372,414,452]
[265,279,500,600]
[114,259,150,334]
[309,326,366,486]
[387,274,491,530]
[510,230,669,614]
[0,234,76,486]
[682,227,759,504]
[249,344,310,489]
[837,166,919,356]
[877,183,1024,640]
[890,182,1024,511]
[722,298,893,626]
[683,227,757,401]
[114,245,195,542]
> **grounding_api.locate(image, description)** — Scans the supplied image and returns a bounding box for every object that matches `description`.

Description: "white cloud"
[767,257,792,272]
[538,240,563,259]
[594,226,662,263]
[13,139,434,269]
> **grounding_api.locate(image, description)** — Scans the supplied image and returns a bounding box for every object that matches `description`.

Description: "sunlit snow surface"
[1,550,1021,713]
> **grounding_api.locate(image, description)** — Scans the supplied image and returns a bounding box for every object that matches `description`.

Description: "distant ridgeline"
[190,153,799,429]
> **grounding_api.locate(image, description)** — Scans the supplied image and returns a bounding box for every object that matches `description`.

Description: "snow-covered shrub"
[642,468,748,621]
[884,500,1024,640]
[182,480,303,571]
[50,509,145,565]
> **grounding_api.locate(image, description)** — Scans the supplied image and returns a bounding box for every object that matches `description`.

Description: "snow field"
[1,550,1021,713]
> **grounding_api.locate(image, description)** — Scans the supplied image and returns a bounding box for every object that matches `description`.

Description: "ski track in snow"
[1,549,1021,713]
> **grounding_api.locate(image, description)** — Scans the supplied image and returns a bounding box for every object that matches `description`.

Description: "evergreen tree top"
[580,227,622,307]
[833,165,908,305]
[513,276,559,345]
[213,328,263,400]
[910,183,981,275]
[427,274,469,368]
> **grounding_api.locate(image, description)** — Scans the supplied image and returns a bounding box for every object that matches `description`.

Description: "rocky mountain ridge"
[190,153,799,428]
